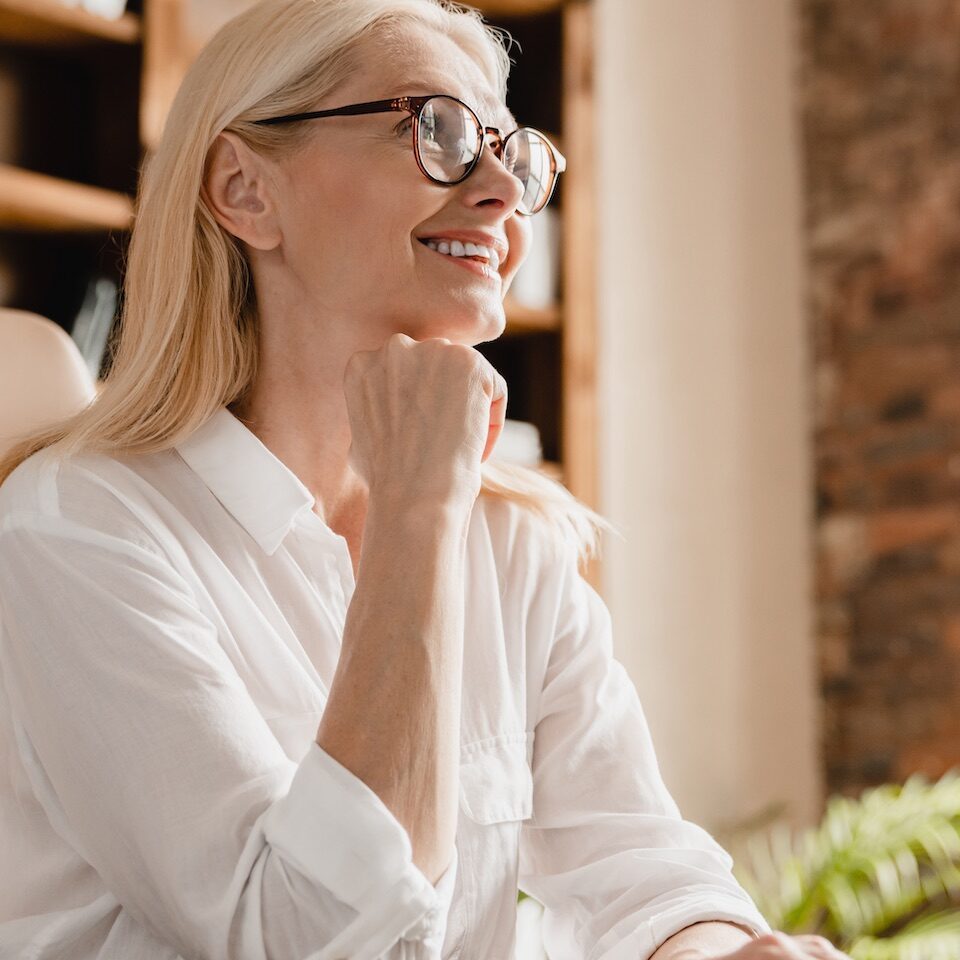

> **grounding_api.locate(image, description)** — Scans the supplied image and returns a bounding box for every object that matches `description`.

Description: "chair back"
[0,308,96,461]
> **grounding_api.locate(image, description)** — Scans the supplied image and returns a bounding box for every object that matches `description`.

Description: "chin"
[409,304,506,344]
[464,308,506,345]
[475,310,507,344]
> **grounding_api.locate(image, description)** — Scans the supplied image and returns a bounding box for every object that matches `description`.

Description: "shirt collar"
[174,405,316,556]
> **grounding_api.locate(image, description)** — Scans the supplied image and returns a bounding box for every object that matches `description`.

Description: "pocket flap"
[459,732,534,824]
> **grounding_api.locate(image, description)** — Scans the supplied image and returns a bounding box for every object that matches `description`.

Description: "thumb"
[481,372,508,464]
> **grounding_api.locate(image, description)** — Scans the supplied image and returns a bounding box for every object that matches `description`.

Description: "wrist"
[367,486,475,523]
[649,920,756,960]
[365,491,473,546]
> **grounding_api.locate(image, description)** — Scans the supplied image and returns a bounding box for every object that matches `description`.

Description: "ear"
[202,131,282,251]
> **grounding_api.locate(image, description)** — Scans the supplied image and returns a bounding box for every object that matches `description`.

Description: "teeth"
[422,238,501,270]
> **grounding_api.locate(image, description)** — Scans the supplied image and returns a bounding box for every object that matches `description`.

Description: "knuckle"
[343,352,363,377]
[345,347,373,372]
[448,344,484,375]
[447,341,478,360]
[756,932,788,946]
[803,934,843,956]
[386,331,414,351]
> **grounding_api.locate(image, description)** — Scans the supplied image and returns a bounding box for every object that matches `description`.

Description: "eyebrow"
[391,82,518,129]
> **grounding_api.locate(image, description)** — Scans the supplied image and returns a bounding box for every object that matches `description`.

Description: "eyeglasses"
[252,94,566,216]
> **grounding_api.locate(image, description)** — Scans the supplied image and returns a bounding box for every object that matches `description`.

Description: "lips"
[417,239,501,282]
[413,230,508,265]
[417,237,492,264]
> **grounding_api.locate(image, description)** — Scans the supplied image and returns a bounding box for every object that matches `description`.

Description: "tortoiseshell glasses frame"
[252,93,566,216]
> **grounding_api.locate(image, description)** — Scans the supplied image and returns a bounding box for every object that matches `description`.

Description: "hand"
[343,332,508,507]
[707,931,850,960]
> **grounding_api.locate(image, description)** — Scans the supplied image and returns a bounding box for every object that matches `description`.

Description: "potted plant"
[730,770,960,959]
[515,771,960,959]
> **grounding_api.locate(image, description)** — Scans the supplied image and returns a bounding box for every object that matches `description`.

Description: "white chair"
[0,308,97,460]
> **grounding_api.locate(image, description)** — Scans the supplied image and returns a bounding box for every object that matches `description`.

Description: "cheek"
[285,142,381,225]
[295,159,429,251]
[506,220,534,274]
[286,175,379,267]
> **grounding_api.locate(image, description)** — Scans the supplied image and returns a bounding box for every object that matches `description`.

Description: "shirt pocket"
[458,731,534,824]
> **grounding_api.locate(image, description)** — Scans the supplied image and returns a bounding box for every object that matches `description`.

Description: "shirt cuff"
[399,843,458,951]
[262,742,448,911]
[594,895,772,960]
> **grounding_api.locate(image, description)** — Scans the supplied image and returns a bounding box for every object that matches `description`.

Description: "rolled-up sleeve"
[518,541,771,960]
[0,499,456,960]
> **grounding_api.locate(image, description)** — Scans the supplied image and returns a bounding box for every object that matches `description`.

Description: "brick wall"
[803,0,960,795]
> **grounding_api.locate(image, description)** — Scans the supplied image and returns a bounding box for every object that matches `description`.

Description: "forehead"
[390,77,516,129]
[358,23,517,129]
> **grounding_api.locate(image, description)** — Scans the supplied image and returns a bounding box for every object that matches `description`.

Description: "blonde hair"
[0,0,613,564]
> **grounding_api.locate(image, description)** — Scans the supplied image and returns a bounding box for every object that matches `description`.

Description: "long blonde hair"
[0,0,613,563]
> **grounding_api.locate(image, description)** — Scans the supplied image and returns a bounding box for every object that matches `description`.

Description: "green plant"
[730,770,960,960]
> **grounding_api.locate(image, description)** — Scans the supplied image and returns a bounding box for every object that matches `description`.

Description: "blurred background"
[2,1,960,945]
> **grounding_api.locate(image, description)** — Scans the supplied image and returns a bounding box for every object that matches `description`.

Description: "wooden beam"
[504,298,561,334]
[562,0,601,586]
[0,0,139,45]
[473,0,562,15]
[537,459,564,484]
[0,163,133,231]
[140,0,190,152]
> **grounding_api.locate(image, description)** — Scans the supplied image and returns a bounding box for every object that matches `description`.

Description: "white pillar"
[596,0,822,831]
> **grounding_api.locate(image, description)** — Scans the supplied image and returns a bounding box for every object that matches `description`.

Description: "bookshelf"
[0,0,599,583]
[0,162,133,230]
[0,0,140,45]
[474,0,600,587]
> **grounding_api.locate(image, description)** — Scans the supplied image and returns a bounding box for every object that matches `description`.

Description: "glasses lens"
[418,96,482,182]
[416,99,558,215]
[503,129,555,214]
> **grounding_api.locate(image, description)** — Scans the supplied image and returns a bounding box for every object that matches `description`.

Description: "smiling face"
[224,19,535,350]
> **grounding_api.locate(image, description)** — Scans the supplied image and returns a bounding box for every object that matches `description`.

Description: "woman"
[0,1,846,958]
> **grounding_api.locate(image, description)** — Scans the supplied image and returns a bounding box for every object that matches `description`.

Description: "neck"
[228,380,368,534]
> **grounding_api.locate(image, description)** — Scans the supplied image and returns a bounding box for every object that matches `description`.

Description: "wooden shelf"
[0,0,140,45]
[0,163,133,231]
[503,297,561,334]
[0,0,598,589]
[537,459,564,484]
[471,0,562,14]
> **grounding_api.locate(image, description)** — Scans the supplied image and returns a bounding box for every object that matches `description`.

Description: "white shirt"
[0,406,770,960]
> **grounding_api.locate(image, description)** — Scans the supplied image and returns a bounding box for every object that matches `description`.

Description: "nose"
[462,131,526,213]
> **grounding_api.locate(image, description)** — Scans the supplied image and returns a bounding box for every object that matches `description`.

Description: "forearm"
[315,495,470,885]
[650,920,756,960]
